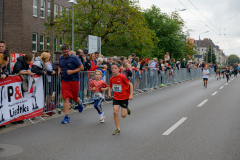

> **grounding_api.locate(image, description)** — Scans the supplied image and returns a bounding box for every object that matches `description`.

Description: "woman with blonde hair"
[32,52,56,116]
[164,52,170,62]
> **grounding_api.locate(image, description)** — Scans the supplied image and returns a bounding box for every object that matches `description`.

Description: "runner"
[221,65,226,79]
[202,65,209,88]
[217,64,221,80]
[58,44,84,124]
[108,62,133,135]
[225,67,230,82]
[90,70,109,123]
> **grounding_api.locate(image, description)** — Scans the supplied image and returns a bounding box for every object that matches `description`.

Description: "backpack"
[44,102,55,116]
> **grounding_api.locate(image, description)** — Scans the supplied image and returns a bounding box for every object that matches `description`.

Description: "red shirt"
[90,80,109,92]
[110,74,130,100]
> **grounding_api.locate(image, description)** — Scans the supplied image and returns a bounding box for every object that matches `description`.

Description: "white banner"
[0,75,44,126]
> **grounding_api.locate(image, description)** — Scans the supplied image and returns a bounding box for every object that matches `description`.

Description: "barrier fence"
[42,68,214,115]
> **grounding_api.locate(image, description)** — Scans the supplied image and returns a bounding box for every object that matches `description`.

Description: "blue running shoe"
[61,115,70,124]
[78,100,84,113]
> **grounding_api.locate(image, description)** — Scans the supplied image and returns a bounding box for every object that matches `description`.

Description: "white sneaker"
[99,112,105,121]
[100,118,105,123]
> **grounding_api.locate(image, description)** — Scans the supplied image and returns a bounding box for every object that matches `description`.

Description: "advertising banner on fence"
[0,75,44,126]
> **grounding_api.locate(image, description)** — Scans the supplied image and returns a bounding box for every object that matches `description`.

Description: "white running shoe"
[100,118,105,123]
[99,112,105,121]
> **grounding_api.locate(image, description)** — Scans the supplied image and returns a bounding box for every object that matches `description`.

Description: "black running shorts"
[203,78,208,81]
[113,99,128,109]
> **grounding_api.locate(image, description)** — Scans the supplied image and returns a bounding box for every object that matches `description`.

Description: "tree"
[228,54,240,66]
[45,0,156,57]
[203,46,216,64]
[143,5,186,59]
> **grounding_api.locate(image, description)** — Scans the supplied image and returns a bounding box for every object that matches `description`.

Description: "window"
[40,0,45,18]
[60,38,63,47]
[48,2,50,18]
[32,33,37,52]
[66,8,69,16]
[40,35,44,50]
[54,37,57,51]
[54,4,58,18]
[60,6,63,16]
[47,37,50,50]
[33,0,37,17]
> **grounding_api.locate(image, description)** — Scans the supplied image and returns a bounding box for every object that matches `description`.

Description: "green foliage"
[203,46,216,64]
[45,0,156,57]
[143,5,186,59]
[228,54,240,66]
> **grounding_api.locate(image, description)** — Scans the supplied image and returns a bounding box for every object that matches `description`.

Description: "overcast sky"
[138,0,240,56]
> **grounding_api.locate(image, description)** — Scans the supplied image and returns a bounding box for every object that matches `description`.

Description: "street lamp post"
[198,31,209,62]
[69,0,78,51]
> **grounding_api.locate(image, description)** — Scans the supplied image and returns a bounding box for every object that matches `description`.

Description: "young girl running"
[202,65,209,88]
[108,62,133,135]
[90,70,109,123]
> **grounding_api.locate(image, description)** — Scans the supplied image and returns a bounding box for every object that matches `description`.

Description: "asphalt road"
[1,75,240,160]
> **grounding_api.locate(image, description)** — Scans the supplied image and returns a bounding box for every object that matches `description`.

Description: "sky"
[138,0,240,56]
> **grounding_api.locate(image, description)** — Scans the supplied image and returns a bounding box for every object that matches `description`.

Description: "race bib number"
[94,92,102,99]
[113,84,122,92]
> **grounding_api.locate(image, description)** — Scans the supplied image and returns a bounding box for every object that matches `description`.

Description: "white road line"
[162,117,188,135]
[212,91,218,96]
[197,99,208,107]
[219,86,224,89]
[225,83,228,85]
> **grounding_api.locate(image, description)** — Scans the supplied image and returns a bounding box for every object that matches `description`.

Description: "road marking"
[212,91,218,96]
[219,86,224,89]
[225,83,228,85]
[197,99,208,107]
[162,117,188,135]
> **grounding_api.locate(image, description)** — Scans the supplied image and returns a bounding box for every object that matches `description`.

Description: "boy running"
[202,65,209,88]
[108,63,133,135]
[90,70,109,123]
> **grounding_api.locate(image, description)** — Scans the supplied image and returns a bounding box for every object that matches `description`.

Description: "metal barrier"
[41,68,214,115]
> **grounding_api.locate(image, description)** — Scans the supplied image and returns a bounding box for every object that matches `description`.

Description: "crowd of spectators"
[0,40,234,127]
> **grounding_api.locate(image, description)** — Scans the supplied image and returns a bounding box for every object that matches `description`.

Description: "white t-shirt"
[202,69,209,78]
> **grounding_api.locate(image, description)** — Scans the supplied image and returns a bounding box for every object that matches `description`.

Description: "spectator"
[112,56,118,62]
[94,51,100,64]
[88,53,98,71]
[0,41,10,72]
[77,49,91,71]
[181,58,187,68]
[131,53,136,64]
[32,52,49,75]
[106,57,113,74]
[0,54,9,79]
[164,52,170,62]
[150,58,158,88]
[12,53,34,76]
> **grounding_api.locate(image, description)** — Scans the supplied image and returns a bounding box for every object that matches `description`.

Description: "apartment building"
[0,0,70,53]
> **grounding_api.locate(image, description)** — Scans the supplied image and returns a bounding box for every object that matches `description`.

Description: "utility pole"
[50,0,54,62]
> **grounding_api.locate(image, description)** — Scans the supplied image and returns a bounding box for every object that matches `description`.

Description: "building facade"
[194,38,222,63]
[0,0,70,54]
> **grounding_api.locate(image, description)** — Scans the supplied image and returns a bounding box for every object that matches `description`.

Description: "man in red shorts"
[58,44,84,124]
